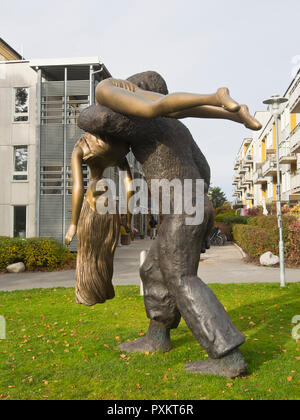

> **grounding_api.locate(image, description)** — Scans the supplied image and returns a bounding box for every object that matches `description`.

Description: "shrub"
[215,212,238,223]
[215,222,233,241]
[222,216,249,226]
[0,237,72,271]
[247,207,260,216]
[233,215,300,266]
[23,238,71,269]
[215,203,233,215]
[286,220,300,266]
[0,238,26,270]
[215,215,249,241]
[289,203,300,218]
[233,224,278,258]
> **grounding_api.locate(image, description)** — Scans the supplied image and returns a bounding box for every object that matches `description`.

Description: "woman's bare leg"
[169,104,262,131]
[116,85,261,130]
[95,79,240,119]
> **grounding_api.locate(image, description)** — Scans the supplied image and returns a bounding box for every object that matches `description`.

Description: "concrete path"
[0,240,299,292]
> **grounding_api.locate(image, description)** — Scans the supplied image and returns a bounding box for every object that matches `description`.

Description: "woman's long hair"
[75,197,120,306]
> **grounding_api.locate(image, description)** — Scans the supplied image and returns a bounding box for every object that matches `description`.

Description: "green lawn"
[0,284,299,400]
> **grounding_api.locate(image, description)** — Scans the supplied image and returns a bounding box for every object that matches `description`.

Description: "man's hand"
[65,224,77,246]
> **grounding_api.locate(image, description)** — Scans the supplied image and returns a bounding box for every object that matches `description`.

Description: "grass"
[0,284,299,400]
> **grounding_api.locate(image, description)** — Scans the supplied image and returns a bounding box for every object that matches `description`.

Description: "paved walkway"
[0,240,299,292]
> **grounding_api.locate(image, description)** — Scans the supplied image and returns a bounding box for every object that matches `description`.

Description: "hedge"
[215,213,247,224]
[233,215,300,266]
[215,215,249,241]
[0,237,72,271]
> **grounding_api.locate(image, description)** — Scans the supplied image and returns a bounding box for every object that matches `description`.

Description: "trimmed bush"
[233,224,277,258]
[0,238,26,270]
[0,237,72,271]
[215,212,241,223]
[286,220,300,266]
[215,215,249,241]
[233,215,300,266]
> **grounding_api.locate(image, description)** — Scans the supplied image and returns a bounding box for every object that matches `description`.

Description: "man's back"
[78,105,211,188]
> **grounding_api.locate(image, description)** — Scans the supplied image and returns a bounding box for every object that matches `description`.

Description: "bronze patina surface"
[67,71,261,377]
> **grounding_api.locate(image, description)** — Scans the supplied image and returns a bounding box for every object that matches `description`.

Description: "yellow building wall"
[262,138,266,162]
[291,114,297,132]
[0,41,20,61]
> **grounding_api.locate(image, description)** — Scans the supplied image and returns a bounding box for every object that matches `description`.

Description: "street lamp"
[263,95,288,287]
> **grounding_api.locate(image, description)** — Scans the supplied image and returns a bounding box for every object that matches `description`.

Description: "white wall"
[0,61,37,237]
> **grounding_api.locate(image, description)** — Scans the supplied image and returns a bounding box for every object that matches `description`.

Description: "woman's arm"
[118,157,133,231]
[65,146,84,245]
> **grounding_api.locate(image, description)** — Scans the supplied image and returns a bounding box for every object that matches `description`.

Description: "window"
[13,206,26,238]
[13,146,28,181]
[14,87,29,122]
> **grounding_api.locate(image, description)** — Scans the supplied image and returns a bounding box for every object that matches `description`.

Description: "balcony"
[279,140,297,164]
[246,193,254,200]
[262,158,277,177]
[289,77,300,113]
[290,123,300,154]
[243,154,253,168]
[291,171,300,192]
[232,173,241,185]
[234,158,241,170]
[244,171,253,185]
[253,168,267,185]
[289,194,300,203]
[237,181,245,191]
[239,164,246,174]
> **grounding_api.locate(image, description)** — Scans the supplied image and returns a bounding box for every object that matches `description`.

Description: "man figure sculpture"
[77,71,261,378]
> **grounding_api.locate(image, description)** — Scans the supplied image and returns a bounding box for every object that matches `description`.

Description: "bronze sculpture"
[65,135,132,306]
[67,71,261,377]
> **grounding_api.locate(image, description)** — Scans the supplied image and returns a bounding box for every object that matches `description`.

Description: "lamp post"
[263,95,288,287]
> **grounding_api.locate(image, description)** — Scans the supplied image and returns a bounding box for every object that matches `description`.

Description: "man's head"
[127,71,169,95]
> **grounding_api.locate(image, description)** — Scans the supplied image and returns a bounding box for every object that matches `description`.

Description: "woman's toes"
[217,87,240,112]
[240,105,262,130]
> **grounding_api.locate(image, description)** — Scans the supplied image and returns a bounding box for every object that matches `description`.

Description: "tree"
[208,186,227,209]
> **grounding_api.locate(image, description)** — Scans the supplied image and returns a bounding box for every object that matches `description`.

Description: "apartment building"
[0,42,148,250]
[233,71,300,211]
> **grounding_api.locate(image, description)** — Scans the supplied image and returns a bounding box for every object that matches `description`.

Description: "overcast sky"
[2,0,300,199]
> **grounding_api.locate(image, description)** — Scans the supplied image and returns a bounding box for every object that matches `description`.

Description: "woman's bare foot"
[239,105,262,130]
[216,88,240,112]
